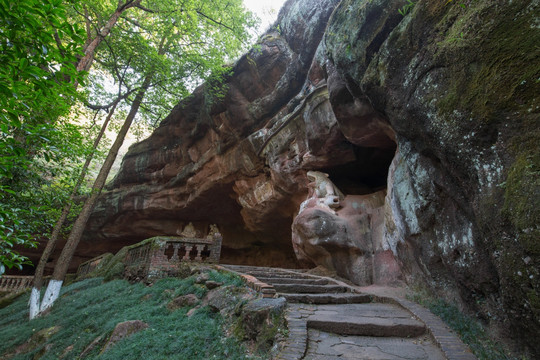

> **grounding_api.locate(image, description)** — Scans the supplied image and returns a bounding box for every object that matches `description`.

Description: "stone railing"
[77,253,109,278]
[76,223,223,280]
[0,275,33,293]
[125,232,222,279]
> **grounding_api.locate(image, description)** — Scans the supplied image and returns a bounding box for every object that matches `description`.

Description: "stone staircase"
[222,265,476,360]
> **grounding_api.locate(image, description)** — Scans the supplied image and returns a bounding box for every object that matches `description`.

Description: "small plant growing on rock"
[398,0,416,16]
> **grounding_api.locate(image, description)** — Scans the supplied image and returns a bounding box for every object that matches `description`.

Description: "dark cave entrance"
[321,144,397,196]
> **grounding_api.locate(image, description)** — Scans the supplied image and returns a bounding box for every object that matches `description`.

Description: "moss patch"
[503,151,540,255]
[433,1,540,122]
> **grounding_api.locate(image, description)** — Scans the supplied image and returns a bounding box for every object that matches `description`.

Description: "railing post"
[183,245,193,261]
[195,244,204,261]
[171,243,180,262]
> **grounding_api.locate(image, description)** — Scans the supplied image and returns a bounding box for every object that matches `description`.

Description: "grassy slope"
[0,271,258,360]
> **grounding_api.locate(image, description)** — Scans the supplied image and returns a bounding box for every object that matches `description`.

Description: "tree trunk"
[30,105,117,319]
[76,0,142,73]
[39,76,152,312]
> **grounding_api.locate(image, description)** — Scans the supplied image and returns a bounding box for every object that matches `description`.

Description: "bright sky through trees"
[243,0,286,34]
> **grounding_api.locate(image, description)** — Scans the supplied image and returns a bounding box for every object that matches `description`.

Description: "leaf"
[2,188,16,195]
[19,57,29,70]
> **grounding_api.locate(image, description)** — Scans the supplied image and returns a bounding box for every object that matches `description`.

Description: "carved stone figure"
[302,170,344,214]
[180,222,199,238]
[306,170,344,199]
[206,224,221,240]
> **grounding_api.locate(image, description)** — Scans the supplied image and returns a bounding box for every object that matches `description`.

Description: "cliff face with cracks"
[77,0,538,354]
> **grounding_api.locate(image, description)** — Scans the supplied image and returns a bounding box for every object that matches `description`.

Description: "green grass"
[0,271,261,360]
[408,290,526,360]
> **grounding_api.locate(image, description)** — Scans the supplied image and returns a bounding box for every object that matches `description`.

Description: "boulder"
[203,285,255,315]
[101,320,148,353]
[292,187,398,285]
[240,297,287,346]
[167,294,199,311]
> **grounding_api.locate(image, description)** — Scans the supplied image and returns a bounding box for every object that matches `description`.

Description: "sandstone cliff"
[79,0,538,354]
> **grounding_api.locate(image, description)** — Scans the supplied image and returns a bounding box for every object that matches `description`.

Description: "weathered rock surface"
[292,173,398,285]
[76,0,344,270]
[101,320,148,353]
[203,285,254,314]
[240,297,286,340]
[324,0,539,354]
[74,0,538,355]
[167,294,199,311]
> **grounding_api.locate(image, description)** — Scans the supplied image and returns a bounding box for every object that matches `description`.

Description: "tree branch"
[84,90,135,110]
[135,3,155,13]
[196,11,234,32]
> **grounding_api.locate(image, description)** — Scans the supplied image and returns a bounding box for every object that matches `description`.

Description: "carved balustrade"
[74,224,222,280]
[77,253,109,278]
[123,224,222,279]
[0,275,33,293]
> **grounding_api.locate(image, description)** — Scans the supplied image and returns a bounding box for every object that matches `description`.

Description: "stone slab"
[307,303,425,337]
[282,293,372,304]
[257,277,331,285]
[305,329,446,360]
[274,284,349,294]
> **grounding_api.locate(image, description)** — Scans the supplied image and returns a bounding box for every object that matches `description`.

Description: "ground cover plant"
[0,271,262,359]
[408,289,527,360]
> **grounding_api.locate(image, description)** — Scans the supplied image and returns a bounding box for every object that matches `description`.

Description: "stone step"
[257,277,331,285]
[282,293,372,304]
[306,303,426,338]
[239,271,321,280]
[274,284,350,294]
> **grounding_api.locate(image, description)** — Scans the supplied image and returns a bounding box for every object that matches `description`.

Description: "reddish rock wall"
[66,0,537,355]
[80,0,346,269]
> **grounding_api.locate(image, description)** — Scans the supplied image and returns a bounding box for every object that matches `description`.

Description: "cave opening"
[321,143,397,196]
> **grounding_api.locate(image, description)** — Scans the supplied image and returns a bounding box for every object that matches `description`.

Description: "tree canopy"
[0,0,257,276]
[0,0,87,274]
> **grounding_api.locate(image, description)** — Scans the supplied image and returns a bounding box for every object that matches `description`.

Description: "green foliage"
[0,0,88,272]
[398,0,416,16]
[208,268,246,287]
[85,0,257,130]
[1,0,257,274]
[0,274,261,359]
[446,0,472,10]
[503,152,540,253]
[408,289,522,360]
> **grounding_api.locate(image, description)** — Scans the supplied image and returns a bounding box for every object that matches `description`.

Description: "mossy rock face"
[326,0,539,354]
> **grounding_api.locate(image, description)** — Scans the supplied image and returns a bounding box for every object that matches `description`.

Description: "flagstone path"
[222,265,477,360]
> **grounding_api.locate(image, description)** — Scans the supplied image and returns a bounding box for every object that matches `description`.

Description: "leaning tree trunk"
[39,78,151,313]
[29,104,117,319]
[76,0,142,72]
